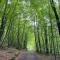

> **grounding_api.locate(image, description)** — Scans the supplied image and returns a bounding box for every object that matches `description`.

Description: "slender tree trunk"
[50,0,60,35]
[17,20,20,49]
[0,0,7,41]
[37,23,41,53]
[34,20,39,52]
[44,25,49,54]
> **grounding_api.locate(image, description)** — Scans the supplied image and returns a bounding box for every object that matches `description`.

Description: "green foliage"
[0,0,60,55]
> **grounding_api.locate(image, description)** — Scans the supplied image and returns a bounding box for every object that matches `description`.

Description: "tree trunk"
[0,0,7,41]
[50,0,60,35]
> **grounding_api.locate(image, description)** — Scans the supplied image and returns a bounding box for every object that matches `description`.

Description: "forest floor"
[0,48,20,60]
[0,48,60,60]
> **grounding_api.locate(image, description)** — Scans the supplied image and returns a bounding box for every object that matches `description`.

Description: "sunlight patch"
[8,0,11,4]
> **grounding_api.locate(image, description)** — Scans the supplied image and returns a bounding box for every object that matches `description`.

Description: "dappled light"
[0,0,60,60]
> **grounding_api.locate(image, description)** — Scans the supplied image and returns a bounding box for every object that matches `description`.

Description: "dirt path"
[16,52,39,60]
[16,51,60,60]
[0,48,20,60]
[0,49,60,60]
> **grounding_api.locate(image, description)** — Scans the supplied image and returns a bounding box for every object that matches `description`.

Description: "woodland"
[0,0,60,60]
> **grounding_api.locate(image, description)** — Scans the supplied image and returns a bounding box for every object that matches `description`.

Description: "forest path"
[0,49,60,60]
[16,51,39,60]
[16,50,60,60]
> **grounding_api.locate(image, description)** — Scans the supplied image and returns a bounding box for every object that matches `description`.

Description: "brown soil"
[0,49,60,60]
[0,48,20,60]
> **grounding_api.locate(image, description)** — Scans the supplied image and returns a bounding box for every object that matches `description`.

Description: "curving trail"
[0,49,59,60]
[16,51,60,60]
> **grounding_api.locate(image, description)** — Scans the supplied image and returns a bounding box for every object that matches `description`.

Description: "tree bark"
[50,0,60,35]
[0,0,8,41]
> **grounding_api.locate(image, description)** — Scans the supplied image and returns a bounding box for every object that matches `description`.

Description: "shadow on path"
[16,51,60,60]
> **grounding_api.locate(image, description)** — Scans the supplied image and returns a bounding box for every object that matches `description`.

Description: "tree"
[0,0,8,41]
[50,0,60,35]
